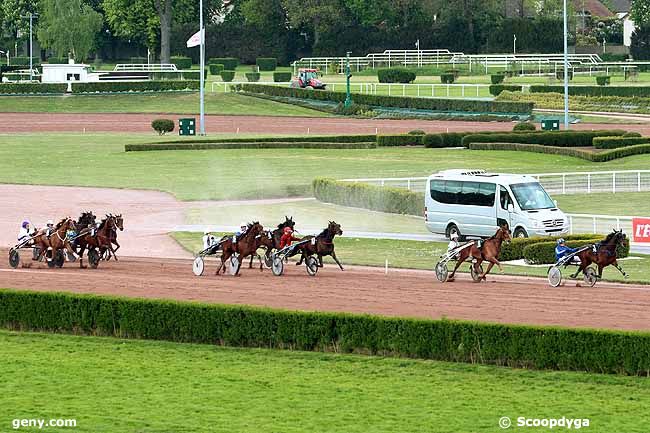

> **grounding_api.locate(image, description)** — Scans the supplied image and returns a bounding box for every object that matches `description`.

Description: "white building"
[41,61,103,83]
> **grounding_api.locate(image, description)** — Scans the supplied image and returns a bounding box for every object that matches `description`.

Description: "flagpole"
[199,0,205,135]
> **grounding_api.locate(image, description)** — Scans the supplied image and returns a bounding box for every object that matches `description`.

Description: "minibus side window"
[500,186,513,210]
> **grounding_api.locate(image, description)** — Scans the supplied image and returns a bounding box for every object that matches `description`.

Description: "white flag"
[186,29,204,48]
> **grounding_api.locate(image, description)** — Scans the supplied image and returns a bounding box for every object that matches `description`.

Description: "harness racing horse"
[78,215,118,268]
[102,213,124,261]
[571,230,628,280]
[296,221,344,270]
[71,211,97,257]
[216,222,264,276]
[447,223,512,282]
[32,218,79,266]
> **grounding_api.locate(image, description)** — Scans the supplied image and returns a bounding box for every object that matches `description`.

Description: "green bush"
[523,239,629,265]
[555,69,574,80]
[623,131,642,137]
[489,85,523,96]
[408,130,426,135]
[0,83,66,94]
[126,142,375,151]
[46,57,68,64]
[596,76,611,86]
[151,118,175,135]
[499,234,605,262]
[440,73,455,84]
[72,81,200,93]
[593,136,649,149]
[181,69,207,80]
[469,142,650,162]
[377,135,423,146]
[209,57,239,70]
[220,70,236,82]
[245,72,261,82]
[273,72,292,82]
[491,74,505,84]
[10,56,38,66]
[513,122,536,132]
[422,134,445,148]
[171,56,192,69]
[461,130,627,148]
[313,178,421,215]
[333,102,373,116]
[2,289,650,375]
[530,85,650,97]
[256,57,277,71]
[209,63,224,75]
[238,84,533,114]
[377,68,416,83]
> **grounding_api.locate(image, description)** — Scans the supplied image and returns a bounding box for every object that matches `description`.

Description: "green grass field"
[2,330,649,433]
[172,232,650,283]
[3,134,650,201]
[0,92,327,117]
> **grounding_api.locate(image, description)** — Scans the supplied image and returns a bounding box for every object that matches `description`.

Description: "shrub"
[408,130,426,135]
[10,56,38,66]
[72,80,200,93]
[256,57,277,71]
[468,142,650,162]
[0,83,67,94]
[47,57,68,64]
[422,134,444,148]
[209,63,224,75]
[461,130,627,148]
[238,84,533,114]
[171,56,192,69]
[220,70,236,82]
[491,74,505,84]
[151,118,175,135]
[513,122,536,132]
[181,69,207,80]
[245,72,261,82]
[529,85,650,98]
[523,239,629,265]
[2,289,650,375]
[555,69,574,80]
[592,136,649,149]
[489,85,523,96]
[596,76,611,86]
[273,71,292,82]
[499,234,605,262]
[623,131,642,137]
[209,57,239,70]
[313,178,421,215]
[440,73,455,84]
[377,135,423,146]
[377,68,416,84]
[334,102,374,116]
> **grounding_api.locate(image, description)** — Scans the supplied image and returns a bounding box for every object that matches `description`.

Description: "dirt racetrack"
[4,112,650,135]
[2,249,650,331]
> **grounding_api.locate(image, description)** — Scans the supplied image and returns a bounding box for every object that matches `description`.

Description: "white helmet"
[240,222,247,228]
[47,219,54,226]
[450,232,459,240]
[204,229,210,235]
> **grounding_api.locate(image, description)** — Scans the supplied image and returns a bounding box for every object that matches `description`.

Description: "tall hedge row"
[1,290,649,375]
[72,80,200,93]
[498,234,606,262]
[592,136,650,149]
[523,239,629,265]
[377,135,423,146]
[530,85,650,97]
[125,142,376,151]
[313,178,421,216]
[461,130,627,148]
[209,57,239,70]
[0,83,67,94]
[489,84,524,96]
[468,142,650,162]
[238,84,533,114]
[255,57,277,71]
[377,68,417,83]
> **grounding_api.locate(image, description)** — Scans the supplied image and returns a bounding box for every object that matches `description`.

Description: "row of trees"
[1,0,648,64]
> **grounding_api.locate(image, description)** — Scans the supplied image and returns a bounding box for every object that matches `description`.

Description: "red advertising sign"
[633,218,650,243]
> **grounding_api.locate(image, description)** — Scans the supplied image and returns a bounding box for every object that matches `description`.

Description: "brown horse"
[295,221,344,270]
[79,215,118,268]
[216,222,264,276]
[247,216,296,269]
[571,230,628,279]
[32,218,79,265]
[102,213,124,261]
[448,223,512,282]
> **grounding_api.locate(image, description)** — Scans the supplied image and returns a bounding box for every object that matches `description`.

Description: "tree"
[103,0,160,55]
[631,0,650,25]
[630,26,650,60]
[282,0,344,49]
[1,0,38,56]
[37,0,103,60]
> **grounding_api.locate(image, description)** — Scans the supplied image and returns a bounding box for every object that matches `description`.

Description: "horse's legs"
[296,249,306,266]
[447,252,467,281]
[78,244,87,268]
[479,261,496,281]
[571,257,589,279]
[249,254,254,269]
[318,254,324,268]
[331,250,344,271]
[612,260,628,278]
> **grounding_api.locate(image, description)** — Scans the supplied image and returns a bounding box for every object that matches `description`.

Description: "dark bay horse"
[216,222,264,276]
[78,215,118,268]
[448,223,511,282]
[571,230,628,279]
[32,218,79,264]
[296,221,344,270]
[102,213,124,261]
[247,216,295,269]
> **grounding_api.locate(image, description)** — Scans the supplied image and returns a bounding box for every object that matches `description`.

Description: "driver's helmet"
[556,238,565,245]
[46,219,54,226]
[450,232,459,240]
[283,226,293,235]
[22,220,30,229]
[240,222,247,230]
[204,229,210,235]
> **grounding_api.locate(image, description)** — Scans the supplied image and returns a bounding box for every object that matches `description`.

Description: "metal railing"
[339,170,650,195]
[114,64,178,72]
[210,81,292,92]
[566,214,634,235]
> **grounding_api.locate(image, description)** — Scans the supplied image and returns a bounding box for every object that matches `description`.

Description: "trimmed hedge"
[530,85,650,98]
[489,85,524,96]
[209,57,239,70]
[491,74,505,84]
[46,57,68,64]
[523,239,629,265]
[377,68,416,84]
[220,70,236,82]
[313,177,421,215]
[182,69,207,80]
[461,130,627,148]
[1,289,650,375]
[499,234,604,262]
[9,56,38,66]
[513,122,536,131]
[596,76,611,86]
[592,136,650,149]
[151,118,175,135]
[422,134,445,148]
[256,57,277,71]
[209,63,224,75]
[273,71,292,82]
[468,142,650,162]
[171,56,192,69]
[377,135,423,146]
[245,72,261,82]
[71,81,200,93]
[440,73,455,84]
[125,142,376,151]
[0,83,67,94]
[238,84,533,114]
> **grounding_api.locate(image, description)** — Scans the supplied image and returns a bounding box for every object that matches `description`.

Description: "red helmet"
[283,226,293,235]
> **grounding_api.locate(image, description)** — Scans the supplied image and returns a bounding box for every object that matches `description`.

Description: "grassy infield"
[2,85,650,432]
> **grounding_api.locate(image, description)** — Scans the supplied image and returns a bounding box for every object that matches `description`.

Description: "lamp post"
[21,12,38,81]
[513,34,517,54]
[563,0,569,130]
[344,51,352,108]
[199,0,205,135]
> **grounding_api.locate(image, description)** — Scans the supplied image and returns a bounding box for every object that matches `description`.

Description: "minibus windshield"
[510,182,555,210]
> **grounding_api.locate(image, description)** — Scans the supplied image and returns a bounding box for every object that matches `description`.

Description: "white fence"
[566,214,634,235]
[113,63,178,72]
[340,170,650,195]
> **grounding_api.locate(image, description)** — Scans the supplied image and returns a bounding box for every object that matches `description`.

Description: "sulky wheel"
[88,249,100,269]
[229,255,241,276]
[548,266,562,287]
[470,263,484,282]
[192,256,205,276]
[435,261,448,283]
[46,250,57,268]
[583,267,598,287]
[271,254,284,276]
[264,254,273,268]
[305,256,318,277]
[55,250,65,268]
[9,249,20,269]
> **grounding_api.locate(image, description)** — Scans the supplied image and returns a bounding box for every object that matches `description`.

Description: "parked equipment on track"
[547,246,597,287]
[271,239,318,277]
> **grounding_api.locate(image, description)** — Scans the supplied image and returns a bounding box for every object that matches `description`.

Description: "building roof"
[574,0,615,17]
[608,0,630,13]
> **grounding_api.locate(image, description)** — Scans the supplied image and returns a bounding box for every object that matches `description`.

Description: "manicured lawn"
[2,330,649,433]
[172,232,650,283]
[2,134,650,201]
[0,92,328,117]
[557,192,650,217]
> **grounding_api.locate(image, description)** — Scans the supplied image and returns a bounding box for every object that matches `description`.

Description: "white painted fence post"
[407,179,411,191]
[587,173,591,193]
[562,174,566,194]
[639,172,642,192]
[613,172,616,194]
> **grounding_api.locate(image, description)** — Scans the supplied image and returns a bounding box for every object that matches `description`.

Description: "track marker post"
[385,258,388,275]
